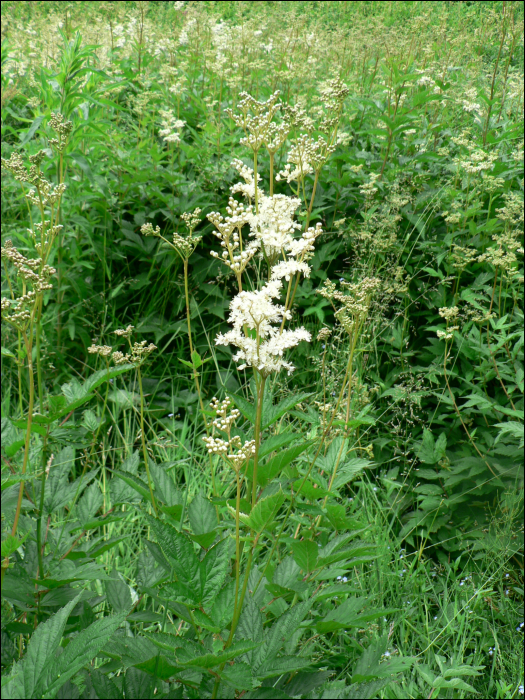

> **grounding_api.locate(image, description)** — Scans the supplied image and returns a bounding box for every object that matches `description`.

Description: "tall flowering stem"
[141,213,221,512]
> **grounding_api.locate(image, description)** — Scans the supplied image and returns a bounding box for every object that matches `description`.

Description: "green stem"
[251,374,266,509]
[183,259,219,516]
[137,366,158,516]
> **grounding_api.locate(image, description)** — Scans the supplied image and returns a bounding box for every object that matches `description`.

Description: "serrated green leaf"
[39,611,127,698]
[201,538,231,605]
[239,489,285,533]
[110,469,151,503]
[188,492,217,535]
[145,514,200,585]
[1,531,31,558]
[254,600,312,672]
[258,441,313,486]
[20,595,81,699]
[177,640,259,669]
[262,392,313,430]
[291,539,319,574]
[219,661,254,690]
[105,568,133,612]
[235,595,264,665]
[229,392,256,424]
[257,655,312,680]
[149,461,182,507]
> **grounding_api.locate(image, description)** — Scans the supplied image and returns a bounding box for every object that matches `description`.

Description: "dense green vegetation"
[1,1,523,698]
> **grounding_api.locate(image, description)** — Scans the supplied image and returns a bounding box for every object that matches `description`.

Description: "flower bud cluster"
[1,241,57,330]
[209,396,240,431]
[88,344,113,357]
[203,396,256,471]
[114,325,135,338]
[208,197,257,273]
[317,327,332,341]
[227,91,281,153]
[48,112,73,152]
[112,341,157,366]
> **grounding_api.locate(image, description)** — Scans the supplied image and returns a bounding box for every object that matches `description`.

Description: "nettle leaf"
[317,599,398,634]
[38,611,127,699]
[210,580,236,628]
[149,460,182,507]
[189,491,217,536]
[494,421,524,447]
[54,365,134,420]
[284,670,333,697]
[258,432,297,459]
[238,489,285,534]
[254,600,312,672]
[44,446,76,513]
[219,661,254,691]
[110,469,151,504]
[105,568,133,613]
[272,556,301,590]
[258,441,313,486]
[145,514,200,585]
[236,594,264,665]
[177,640,259,669]
[229,392,256,424]
[110,451,141,505]
[331,458,371,490]
[1,530,31,558]
[76,481,103,527]
[122,667,155,699]
[88,668,122,700]
[256,655,313,680]
[262,392,313,430]
[291,539,319,574]
[16,595,81,699]
[316,436,348,474]
[417,429,447,464]
[350,636,414,684]
[200,537,231,605]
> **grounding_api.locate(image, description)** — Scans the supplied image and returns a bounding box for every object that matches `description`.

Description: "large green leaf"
[261,392,313,430]
[39,612,127,698]
[258,441,313,486]
[105,568,133,613]
[188,491,217,535]
[200,537,231,605]
[18,595,81,699]
[236,489,285,534]
[291,539,319,574]
[145,514,200,585]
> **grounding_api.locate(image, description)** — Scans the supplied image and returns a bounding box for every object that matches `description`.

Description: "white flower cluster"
[216,279,311,376]
[247,192,302,257]
[158,109,185,144]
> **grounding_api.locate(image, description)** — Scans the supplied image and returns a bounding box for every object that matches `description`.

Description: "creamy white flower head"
[287,224,323,259]
[230,159,262,201]
[215,279,311,376]
[227,279,290,333]
[271,259,311,282]
[247,193,302,257]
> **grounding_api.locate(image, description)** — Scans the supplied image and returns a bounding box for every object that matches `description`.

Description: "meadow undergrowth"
[1,2,523,698]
